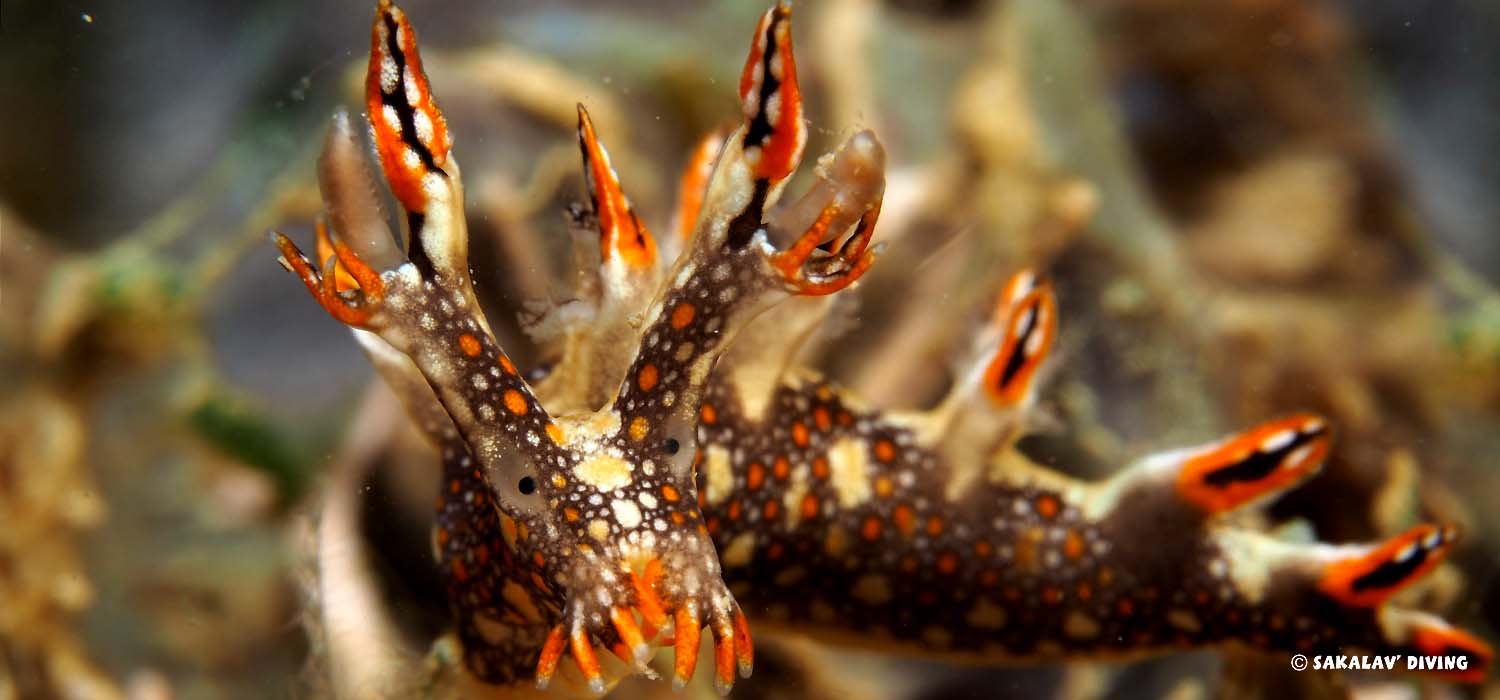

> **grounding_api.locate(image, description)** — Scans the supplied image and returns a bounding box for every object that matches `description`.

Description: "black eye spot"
[663,438,681,455]
[517,476,537,495]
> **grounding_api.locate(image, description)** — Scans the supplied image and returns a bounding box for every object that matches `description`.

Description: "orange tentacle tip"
[671,607,701,690]
[533,624,567,690]
[731,608,754,678]
[576,104,656,270]
[631,559,670,633]
[1409,615,1493,683]
[610,606,651,666]
[1319,523,1459,608]
[738,1,805,184]
[983,279,1057,408]
[713,621,735,695]
[1175,413,1330,515]
[570,626,607,696]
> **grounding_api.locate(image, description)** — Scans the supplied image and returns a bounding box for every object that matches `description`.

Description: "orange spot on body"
[800,494,819,520]
[1076,582,1093,600]
[498,355,517,375]
[874,476,893,497]
[1035,495,1060,519]
[747,462,766,491]
[861,516,882,541]
[937,552,959,575]
[975,541,992,558]
[1042,586,1063,604]
[762,500,779,520]
[813,407,831,431]
[629,416,650,441]
[926,516,944,537]
[546,423,565,444]
[671,303,696,329]
[661,485,680,502]
[893,505,915,537]
[458,333,482,357]
[1063,531,1084,560]
[700,404,717,424]
[792,423,810,447]
[874,439,896,462]
[727,501,742,521]
[1116,598,1135,616]
[502,389,528,415]
[638,364,659,392]
[812,457,829,480]
[773,457,790,480]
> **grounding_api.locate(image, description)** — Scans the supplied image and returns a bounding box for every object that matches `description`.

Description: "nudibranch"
[271,0,1491,696]
[274,0,879,695]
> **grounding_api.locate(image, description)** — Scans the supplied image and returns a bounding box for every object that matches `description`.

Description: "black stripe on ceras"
[405,211,438,279]
[742,10,785,153]
[995,300,1039,391]
[381,11,446,281]
[1201,424,1326,488]
[725,12,785,250]
[380,12,443,175]
[725,180,769,250]
[1350,544,1431,593]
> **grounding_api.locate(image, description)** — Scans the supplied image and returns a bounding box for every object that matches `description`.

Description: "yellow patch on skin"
[628,416,650,442]
[501,580,545,623]
[553,410,621,447]
[965,598,1008,630]
[703,445,733,505]
[852,575,893,605]
[588,519,611,542]
[827,437,872,508]
[1064,611,1100,639]
[780,466,811,528]
[721,532,757,567]
[575,453,633,491]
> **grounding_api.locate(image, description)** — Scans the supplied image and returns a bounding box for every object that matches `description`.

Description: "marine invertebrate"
[272,0,1491,695]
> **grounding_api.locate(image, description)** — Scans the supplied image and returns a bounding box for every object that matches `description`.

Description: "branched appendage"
[273,2,838,695]
[697,267,1492,685]
[586,4,885,685]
